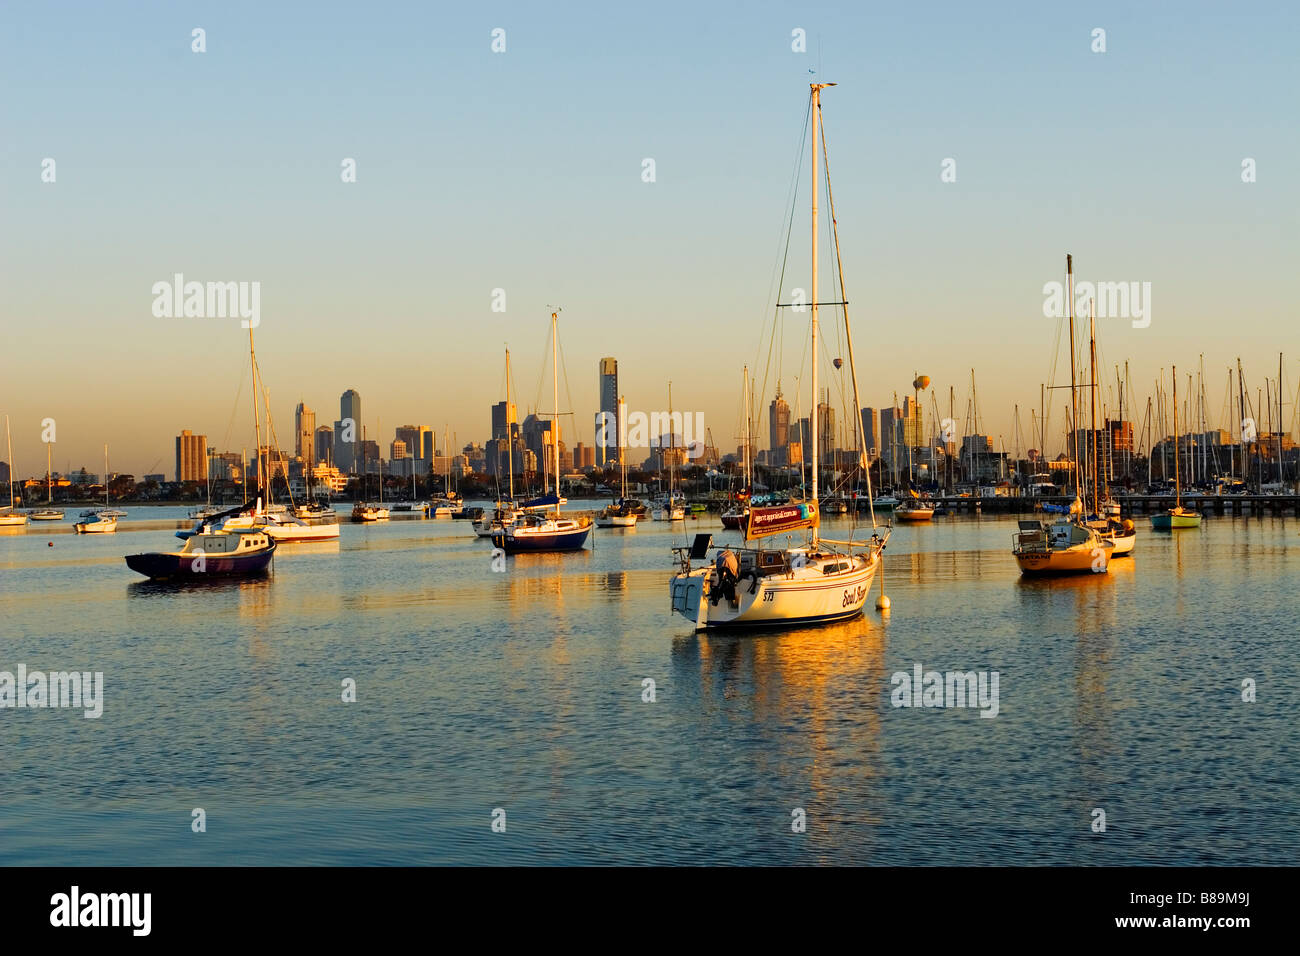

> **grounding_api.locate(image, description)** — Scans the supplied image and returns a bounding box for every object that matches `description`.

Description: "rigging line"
[756,97,812,447]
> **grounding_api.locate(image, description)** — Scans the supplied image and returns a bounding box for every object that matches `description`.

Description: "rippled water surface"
[0,505,1295,864]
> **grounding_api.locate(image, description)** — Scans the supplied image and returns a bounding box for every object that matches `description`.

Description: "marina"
[0,506,1295,864]
[1,0,1295,897]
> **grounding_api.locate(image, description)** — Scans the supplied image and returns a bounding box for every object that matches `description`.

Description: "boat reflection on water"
[127,575,274,599]
[671,618,890,821]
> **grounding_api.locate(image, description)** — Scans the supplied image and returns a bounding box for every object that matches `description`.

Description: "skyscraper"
[597,357,618,466]
[491,401,517,441]
[175,430,207,483]
[335,389,361,473]
[861,408,878,460]
[769,382,790,467]
[295,402,316,466]
[314,425,334,467]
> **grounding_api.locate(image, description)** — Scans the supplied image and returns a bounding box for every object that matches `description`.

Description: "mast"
[1237,357,1247,487]
[249,327,263,500]
[1173,366,1181,509]
[47,441,52,504]
[506,348,515,503]
[1089,297,1099,515]
[668,381,675,506]
[552,310,560,516]
[104,445,110,510]
[4,416,14,510]
[1066,255,1079,501]
[620,393,627,501]
[1280,352,1286,486]
[742,366,751,494]
[810,83,825,509]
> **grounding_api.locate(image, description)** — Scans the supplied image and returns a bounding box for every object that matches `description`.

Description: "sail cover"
[744,502,819,540]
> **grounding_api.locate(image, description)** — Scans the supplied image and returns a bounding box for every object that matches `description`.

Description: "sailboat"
[652,384,686,521]
[1012,258,1112,575]
[196,329,340,541]
[668,83,889,628]
[351,421,390,522]
[29,438,64,520]
[492,311,592,554]
[1082,300,1136,555]
[73,445,118,533]
[1151,364,1202,530]
[595,393,637,528]
[0,416,29,527]
[474,348,522,538]
[895,375,935,521]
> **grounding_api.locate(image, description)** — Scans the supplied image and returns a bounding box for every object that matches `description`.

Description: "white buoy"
[876,593,891,610]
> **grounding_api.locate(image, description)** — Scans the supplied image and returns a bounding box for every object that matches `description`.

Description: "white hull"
[652,507,686,521]
[595,513,637,528]
[670,550,878,629]
[0,514,29,527]
[74,516,117,534]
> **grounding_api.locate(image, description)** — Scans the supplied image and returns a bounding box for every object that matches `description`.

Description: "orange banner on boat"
[744,503,819,540]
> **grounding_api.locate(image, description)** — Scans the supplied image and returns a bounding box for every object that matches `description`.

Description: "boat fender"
[1122,519,1134,531]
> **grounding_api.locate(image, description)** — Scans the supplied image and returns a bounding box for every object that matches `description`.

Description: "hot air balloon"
[833,358,843,370]
[913,375,931,391]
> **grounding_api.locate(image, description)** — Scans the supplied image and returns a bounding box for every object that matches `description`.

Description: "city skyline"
[3,2,1296,475]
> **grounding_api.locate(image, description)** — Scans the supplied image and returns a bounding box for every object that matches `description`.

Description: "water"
[0,505,1295,864]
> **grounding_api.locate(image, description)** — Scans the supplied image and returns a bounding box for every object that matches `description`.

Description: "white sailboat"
[29,439,64,520]
[668,83,889,629]
[0,416,29,527]
[73,445,118,533]
[595,393,637,528]
[652,383,686,521]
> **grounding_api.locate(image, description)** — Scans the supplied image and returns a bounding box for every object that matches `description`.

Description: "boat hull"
[124,548,274,579]
[1151,512,1201,530]
[669,553,878,630]
[492,523,590,553]
[1015,546,1109,575]
[895,508,934,522]
[73,518,117,534]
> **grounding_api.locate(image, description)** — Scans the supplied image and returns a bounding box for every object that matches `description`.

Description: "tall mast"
[668,381,675,504]
[4,416,14,510]
[47,441,52,504]
[552,310,560,516]
[1173,366,1181,509]
[742,366,750,492]
[1066,255,1079,500]
[1089,298,1099,515]
[104,444,109,509]
[619,393,627,500]
[810,82,831,508]
[249,327,263,500]
[1279,352,1286,485]
[506,348,514,502]
[1237,357,1247,487]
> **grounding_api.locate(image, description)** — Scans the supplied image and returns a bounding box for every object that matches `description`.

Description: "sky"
[2,1,1297,477]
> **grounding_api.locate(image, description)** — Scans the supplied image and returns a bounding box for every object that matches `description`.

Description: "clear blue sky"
[2,1,1296,475]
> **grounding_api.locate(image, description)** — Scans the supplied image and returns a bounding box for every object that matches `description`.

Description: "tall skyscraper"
[335,389,361,473]
[491,401,517,441]
[769,382,790,467]
[295,402,316,465]
[861,408,878,460]
[597,357,618,466]
[395,425,430,470]
[314,425,334,467]
[817,398,837,458]
[175,430,207,483]
[902,396,924,449]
